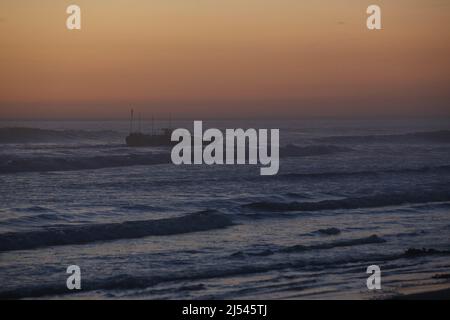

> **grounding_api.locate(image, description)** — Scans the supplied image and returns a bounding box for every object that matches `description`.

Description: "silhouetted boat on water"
[125,109,174,147]
[126,129,174,147]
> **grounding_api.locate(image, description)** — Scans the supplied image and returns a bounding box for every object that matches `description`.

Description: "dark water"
[0,119,449,299]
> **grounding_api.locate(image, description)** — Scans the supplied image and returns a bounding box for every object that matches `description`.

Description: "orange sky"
[0,0,449,119]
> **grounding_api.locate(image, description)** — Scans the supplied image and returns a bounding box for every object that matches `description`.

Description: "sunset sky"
[0,0,449,119]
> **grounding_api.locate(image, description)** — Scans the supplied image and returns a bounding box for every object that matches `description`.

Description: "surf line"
[171,121,279,176]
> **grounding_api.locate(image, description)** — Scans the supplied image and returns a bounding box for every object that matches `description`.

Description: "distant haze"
[0,0,449,119]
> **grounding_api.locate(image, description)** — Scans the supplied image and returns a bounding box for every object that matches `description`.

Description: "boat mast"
[129,108,134,134]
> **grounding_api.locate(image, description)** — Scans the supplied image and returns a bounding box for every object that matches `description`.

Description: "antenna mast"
[129,108,134,134]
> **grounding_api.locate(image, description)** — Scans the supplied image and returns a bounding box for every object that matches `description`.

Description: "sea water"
[0,118,449,299]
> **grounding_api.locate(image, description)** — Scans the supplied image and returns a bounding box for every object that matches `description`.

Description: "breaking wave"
[274,165,450,181]
[0,153,171,174]
[242,190,450,212]
[403,248,450,258]
[231,235,386,258]
[0,127,120,144]
[317,130,450,144]
[281,235,386,253]
[280,144,352,158]
[3,245,448,299]
[0,210,233,252]
[120,204,165,212]
[0,143,356,174]
[313,227,341,236]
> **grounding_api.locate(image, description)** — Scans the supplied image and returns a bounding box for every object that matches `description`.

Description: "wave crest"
[0,210,233,252]
[318,130,450,144]
[0,127,119,144]
[280,144,352,158]
[231,235,385,258]
[242,190,450,212]
[0,153,171,174]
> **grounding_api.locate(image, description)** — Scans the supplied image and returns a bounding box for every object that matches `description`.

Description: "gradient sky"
[0,0,449,119]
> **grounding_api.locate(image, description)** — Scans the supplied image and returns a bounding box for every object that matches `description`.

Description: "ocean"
[0,119,449,299]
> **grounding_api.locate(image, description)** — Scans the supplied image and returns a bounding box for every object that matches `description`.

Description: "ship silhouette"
[125,109,174,147]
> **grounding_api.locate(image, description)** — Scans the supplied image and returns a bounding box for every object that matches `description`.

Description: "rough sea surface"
[0,119,449,299]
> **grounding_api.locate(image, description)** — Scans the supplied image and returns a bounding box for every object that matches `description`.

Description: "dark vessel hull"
[126,132,174,147]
